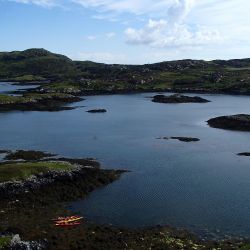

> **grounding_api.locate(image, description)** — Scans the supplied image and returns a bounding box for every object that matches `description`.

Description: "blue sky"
[1,0,250,64]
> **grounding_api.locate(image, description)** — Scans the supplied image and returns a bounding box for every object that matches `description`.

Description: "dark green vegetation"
[152,94,210,103]
[2,48,250,95]
[207,114,250,131]
[0,236,11,249]
[1,150,249,249]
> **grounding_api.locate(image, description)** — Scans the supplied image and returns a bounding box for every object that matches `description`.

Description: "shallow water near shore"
[0,82,39,95]
[1,85,250,238]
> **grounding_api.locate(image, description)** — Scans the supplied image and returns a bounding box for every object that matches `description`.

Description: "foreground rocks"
[207,114,250,131]
[152,94,210,103]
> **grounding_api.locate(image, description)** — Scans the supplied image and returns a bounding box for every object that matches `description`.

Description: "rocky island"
[86,109,107,113]
[237,152,250,156]
[157,137,200,142]
[152,94,210,103]
[0,93,82,112]
[207,114,250,131]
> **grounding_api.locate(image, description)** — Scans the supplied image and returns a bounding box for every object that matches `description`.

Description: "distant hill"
[0,48,80,81]
[1,48,250,94]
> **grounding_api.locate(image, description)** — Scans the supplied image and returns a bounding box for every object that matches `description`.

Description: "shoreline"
[0,150,249,249]
[2,80,250,96]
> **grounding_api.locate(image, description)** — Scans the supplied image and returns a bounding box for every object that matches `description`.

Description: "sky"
[0,0,250,64]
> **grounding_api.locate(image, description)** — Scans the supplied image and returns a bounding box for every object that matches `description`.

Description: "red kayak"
[55,222,81,227]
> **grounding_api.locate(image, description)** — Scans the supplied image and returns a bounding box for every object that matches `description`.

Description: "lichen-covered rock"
[10,234,46,250]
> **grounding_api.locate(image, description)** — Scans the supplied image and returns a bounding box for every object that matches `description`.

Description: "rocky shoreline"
[0,150,250,249]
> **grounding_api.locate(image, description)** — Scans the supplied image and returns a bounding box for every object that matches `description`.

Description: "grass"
[240,244,250,250]
[0,161,74,183]
[0,236,11,249]
[42,82,81,91]
[23,92,74,99]
[0,92,74,105]
[0,94,24,104]
[11,75,46,82]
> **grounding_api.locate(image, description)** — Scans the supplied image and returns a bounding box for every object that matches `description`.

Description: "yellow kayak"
[53,216,83,224]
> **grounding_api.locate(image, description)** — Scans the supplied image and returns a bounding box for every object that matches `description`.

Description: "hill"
[1,48,250,94]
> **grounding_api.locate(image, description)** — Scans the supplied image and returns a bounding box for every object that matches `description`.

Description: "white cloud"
[167,0,196,23]
[85,33,116,41]
[72,0,176,16]
[8,0,58,7]
[76,52,127,63]
[12,0,197,18]
[125,19,222,48]
[105,32,116,39]
[122,0,222,49]
[5,0,250,62]
[86,35,97,40]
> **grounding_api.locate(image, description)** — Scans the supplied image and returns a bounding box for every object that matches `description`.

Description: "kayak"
[55,217,83,224]
[55,222,81,227]
[52,215,82,221]
[52,216,83,223]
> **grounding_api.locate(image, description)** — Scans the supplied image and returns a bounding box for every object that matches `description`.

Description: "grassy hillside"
[1,48,250,94]
[0,48,81,81]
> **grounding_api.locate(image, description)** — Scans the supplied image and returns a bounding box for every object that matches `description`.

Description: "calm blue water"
[0,82,39,95]
[1,83,250,238]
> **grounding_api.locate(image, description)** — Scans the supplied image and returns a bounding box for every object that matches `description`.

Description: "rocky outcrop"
[0,165,88,198]
[152,94,210,103]
[207,114,250,131]
[4,150,55,161]
[171,137,200,142]
[87,109,107,113]
[237,152,250,156]
[10,234,46,250]
[157,137,200,142]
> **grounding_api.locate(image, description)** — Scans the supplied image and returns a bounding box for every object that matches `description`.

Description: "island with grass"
[0,92,82,112]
